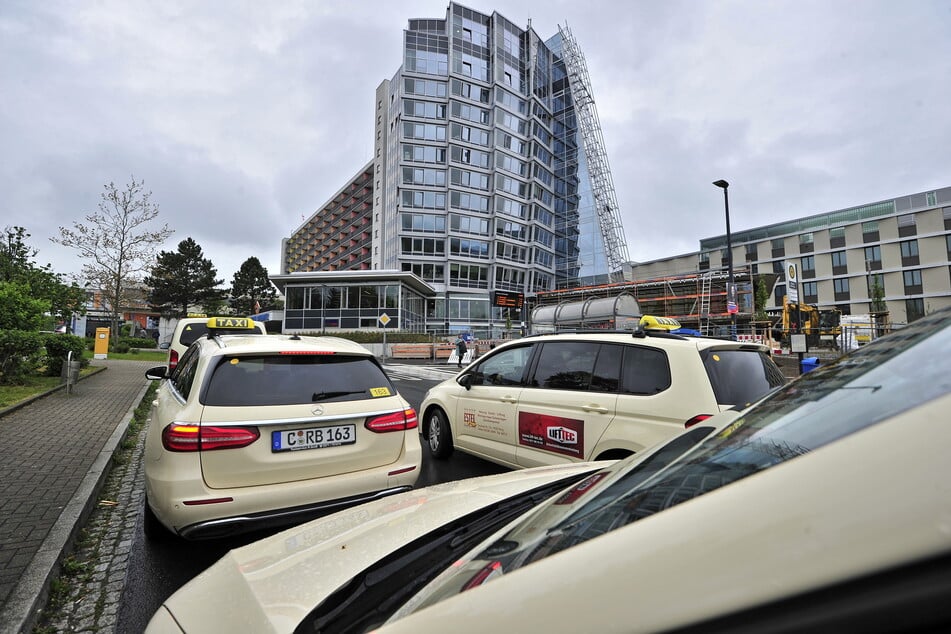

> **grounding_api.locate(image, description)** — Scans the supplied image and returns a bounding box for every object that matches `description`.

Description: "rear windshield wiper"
[312,390,366,402]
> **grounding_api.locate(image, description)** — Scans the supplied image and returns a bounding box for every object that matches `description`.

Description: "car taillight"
[168,349,179,370]
[365,408,418,433]
[161,424,259,451]
[684,414,713,429]
[462,561,503,592]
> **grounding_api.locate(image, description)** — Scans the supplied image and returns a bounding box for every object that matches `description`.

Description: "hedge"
[42,333,88,377]
[0,330,45,385]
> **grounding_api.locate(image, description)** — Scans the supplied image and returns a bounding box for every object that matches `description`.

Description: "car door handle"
[500,395,518,403]
[582,404,610,414]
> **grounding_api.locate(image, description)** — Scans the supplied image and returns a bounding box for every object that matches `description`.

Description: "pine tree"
[145,238,225,317]
[229,257,277,315]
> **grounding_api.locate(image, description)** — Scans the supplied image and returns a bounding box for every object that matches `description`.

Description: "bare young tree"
[53,177,173,338]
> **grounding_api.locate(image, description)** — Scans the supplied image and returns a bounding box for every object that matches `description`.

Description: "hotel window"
[496,219,528,241]
[897,214,917,237]
[801,255,815,278]
[864,245,882,271]
[771,238,785,258]
[449,214,489,235]
[833,278,850,301]
[496,196,529,220]
[449,263,489,289]
[831,250,848,275]
[906,298,925,322]
[403,121,446,142]
[772,260,784,274]
[903,269,923,295]
[450,100,489,125]
[404,78,448,98]
[402,190,446,210]
[744,243,758,262]
[947,234,951,256]
[799,232,814,253]
[400,237,445,257]
[862,221,880,243]
[402,167,446,187]
[450,168,490,191]
[450,191,490,213]
[944,207,951,230]
[401,262,445,283]
[401,213,446,233]
[926,191,937,206]
[449,237,490,259]
[829,226,846,248]
[802,281,818,303]
[404,99,447,120]
[698,252,710,271]
[900,239,920,267]
[495,242,528,263]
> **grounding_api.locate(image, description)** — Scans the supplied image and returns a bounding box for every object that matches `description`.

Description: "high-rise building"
[282,3,627,336]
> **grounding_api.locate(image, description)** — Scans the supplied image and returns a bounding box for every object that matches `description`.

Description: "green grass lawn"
[0,350,167,410]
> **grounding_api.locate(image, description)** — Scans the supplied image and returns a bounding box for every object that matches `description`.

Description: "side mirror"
[145,366,167,380]
[457,373,473,390]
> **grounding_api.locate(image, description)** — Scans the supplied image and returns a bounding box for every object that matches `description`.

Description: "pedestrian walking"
[454,335,467,368]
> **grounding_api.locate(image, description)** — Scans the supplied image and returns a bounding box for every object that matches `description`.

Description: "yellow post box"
[94,327,110,359]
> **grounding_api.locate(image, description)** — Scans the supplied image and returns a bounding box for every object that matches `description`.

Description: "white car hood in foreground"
[147,462,602,633]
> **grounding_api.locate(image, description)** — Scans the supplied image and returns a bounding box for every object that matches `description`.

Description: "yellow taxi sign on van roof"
[639,315,681,331]
[206,317,256,330]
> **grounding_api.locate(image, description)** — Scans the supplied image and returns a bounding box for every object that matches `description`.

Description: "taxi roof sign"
[206,317,256,331]
[639,315,681,331]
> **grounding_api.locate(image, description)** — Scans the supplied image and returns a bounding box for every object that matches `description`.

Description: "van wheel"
[427,409,454,459]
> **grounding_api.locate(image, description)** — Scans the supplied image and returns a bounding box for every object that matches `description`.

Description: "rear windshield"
[701,349,786,406]
[178,323,209,347]
[201,354,395,406]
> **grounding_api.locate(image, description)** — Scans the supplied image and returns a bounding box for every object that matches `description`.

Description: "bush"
[0,330,45,385]
[117,336,156,349]
[42,333,88,377]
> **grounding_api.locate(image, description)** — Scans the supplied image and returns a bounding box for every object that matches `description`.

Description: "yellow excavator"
[771,297,842,348]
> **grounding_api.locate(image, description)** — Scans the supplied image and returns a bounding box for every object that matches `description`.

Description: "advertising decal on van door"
[518,412,585,458]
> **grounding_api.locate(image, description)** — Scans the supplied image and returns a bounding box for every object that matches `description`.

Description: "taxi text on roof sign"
[207,317,255,329]
[639,315,682,331]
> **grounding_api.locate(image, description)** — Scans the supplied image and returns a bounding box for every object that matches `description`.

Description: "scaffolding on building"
[558,25,630,279]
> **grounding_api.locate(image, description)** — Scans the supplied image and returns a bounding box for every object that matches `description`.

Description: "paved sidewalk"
[0,360,152,634]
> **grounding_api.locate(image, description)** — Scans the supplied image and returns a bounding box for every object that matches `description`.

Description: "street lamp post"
[713,179,736,340]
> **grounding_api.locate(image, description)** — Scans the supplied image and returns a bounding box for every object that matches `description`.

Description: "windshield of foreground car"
[389,309,951,620]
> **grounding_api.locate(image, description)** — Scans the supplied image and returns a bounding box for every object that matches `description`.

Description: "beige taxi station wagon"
[143,318,421,539]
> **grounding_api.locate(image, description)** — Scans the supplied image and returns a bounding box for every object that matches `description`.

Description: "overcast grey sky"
[3,0,950,284]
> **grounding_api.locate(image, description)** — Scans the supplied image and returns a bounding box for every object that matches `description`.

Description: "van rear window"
[701,349,786,407]
[201,355,394,406]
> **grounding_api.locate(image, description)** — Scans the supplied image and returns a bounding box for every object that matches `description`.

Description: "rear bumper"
[177,485,413,539]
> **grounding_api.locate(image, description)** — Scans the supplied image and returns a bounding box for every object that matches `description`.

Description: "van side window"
[620,346,671,395]
[530,342,598,391]
[469,345,533,386]
[590,344,622,392]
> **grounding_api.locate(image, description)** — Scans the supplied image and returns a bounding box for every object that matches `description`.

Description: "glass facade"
[376,2,621,334]
[283,283,427,332]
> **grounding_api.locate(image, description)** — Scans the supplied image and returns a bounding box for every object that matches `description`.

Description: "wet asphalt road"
[117,378,508,632]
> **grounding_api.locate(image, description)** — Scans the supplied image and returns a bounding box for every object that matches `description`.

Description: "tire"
[426,408,454,459]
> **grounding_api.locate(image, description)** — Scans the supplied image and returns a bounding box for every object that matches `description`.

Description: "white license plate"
[271,424,356,452]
